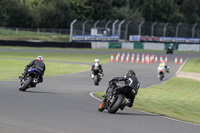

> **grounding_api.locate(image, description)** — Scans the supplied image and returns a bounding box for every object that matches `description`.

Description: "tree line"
[0,0,199,29]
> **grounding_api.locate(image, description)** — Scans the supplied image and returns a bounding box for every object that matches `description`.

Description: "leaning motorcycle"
[19,68,40,91]
[98,81,132,114]
[91,63,102,85]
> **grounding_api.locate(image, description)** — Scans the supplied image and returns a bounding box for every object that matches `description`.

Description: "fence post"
[192,23,198,38]
[105,20,111,35]
[163,22,169,37]
[82,20,88,35]
[106,20,111,29]
[112,19,118,35]
[118,20,125,39]
[151,22,157,36]
[125,21,131,41]
[94,20,100,28]
[176,22,181,37]
[16,28,18,34]
[37,29,40,35]
[139,21,144,35]
[70,19,77,42]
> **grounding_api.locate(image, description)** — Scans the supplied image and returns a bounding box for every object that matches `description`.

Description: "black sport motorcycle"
[91,63,102,85]
[19,68,40,91]
[98,81,132,114]
[166,45,173,54]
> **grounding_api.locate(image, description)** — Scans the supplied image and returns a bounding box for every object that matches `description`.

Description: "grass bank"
[0,48,111,80]
[0,51,110,64]
[181,58,200,73]
[0,59,90,80]
[96,58,200,124]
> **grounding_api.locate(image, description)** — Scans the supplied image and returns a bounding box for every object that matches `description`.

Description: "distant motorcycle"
[158,70,164,81]
[166,45,173,54]
[98,81,132,114]
[91,63,102,86]
[19,68,40,91]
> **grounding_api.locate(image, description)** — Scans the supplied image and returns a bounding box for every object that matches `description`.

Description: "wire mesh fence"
[71,20,200,41]
[0,27,70,36]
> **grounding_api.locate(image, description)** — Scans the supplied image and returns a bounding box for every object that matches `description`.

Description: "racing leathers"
[157,65,165,77]
[91,63,104,78]
[22,60,46,83]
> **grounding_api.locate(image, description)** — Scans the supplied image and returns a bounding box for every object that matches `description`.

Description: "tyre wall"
[0,40,91,48]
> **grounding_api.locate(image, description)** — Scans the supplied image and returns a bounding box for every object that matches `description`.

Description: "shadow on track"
[24,90,59,95]
[100,111,157,117]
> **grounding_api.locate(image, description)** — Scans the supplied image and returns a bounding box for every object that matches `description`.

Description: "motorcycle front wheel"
[19,76,33,91]
[94,75,99,85]
[159,73,163,81]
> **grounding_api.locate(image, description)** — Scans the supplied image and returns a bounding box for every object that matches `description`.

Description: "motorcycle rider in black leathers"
[91,58,104,79]
[103,70,140,109]
[19,56,45,84]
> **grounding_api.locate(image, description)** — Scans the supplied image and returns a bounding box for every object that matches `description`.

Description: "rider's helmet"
[126,70,136,76]
[94,58,99,63]
[159,63,163,67]
[37,56,44,61]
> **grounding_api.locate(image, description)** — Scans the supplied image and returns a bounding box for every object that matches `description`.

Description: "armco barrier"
[0,40,91,48]
[143,43,164,50]
[91,42,108,49]
[122,43,133,49]
[178,44,200,51]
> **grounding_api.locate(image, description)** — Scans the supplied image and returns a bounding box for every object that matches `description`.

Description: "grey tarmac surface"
[0,48,200,133]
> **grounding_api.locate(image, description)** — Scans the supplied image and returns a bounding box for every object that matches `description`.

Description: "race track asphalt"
[0,49,200,133]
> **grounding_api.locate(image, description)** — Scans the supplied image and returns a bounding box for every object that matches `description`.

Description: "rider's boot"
[91,73,94,79]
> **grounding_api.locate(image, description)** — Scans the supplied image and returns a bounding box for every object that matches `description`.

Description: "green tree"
[111,6,144,22]
[180,0,200,23]
[38,0,76,28]
[87,0,113,20]
[0,0,33,27]
[69,0,93,20]
[142,0,186,22]
[112,0,128,7]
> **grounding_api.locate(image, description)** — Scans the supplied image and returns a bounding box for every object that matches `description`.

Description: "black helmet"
[126,70,135,76]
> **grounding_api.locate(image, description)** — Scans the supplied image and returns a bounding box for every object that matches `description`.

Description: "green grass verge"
[0,48,110,80]
[0,51,110,64]
[96,77,200,124]
[181,58,200,73]
[96,58,200,124]
[0,59,90,80]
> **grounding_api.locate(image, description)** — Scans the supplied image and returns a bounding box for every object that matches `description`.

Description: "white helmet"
[37,56,44,61]
[94,58,99,63]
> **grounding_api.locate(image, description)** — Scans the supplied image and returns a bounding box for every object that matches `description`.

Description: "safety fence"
[70,20,200,42]
[0,27,69,36]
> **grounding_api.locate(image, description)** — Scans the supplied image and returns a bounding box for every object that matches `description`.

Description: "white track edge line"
[89,91,200,127]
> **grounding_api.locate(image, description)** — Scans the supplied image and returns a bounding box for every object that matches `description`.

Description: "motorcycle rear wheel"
[108,94,125,114]
[19,76,33,91]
